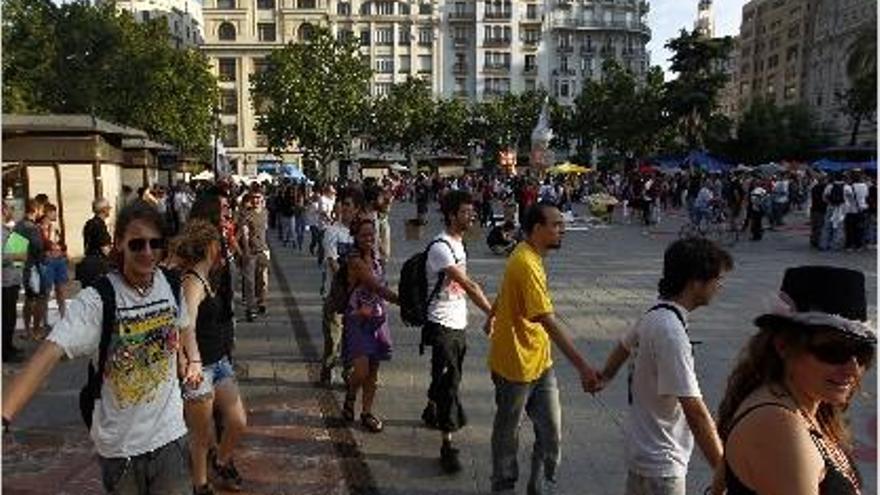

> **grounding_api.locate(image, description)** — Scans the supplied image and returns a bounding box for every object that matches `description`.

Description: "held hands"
[483,315,495,335]
[579,365,604,394]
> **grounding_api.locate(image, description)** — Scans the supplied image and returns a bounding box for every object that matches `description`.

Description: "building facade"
[109,0,205,48]
[695,0,714,38]
[803,0,876,145]
[201,0,651,171]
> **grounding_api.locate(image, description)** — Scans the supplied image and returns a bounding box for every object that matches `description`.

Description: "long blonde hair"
[171,219,221,270]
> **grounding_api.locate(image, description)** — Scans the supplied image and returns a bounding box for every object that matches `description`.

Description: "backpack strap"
[647,303,686,330]
[92,276,117,401]
[159,266,183,308]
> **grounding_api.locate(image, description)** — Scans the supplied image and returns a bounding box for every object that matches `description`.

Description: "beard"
[548,239,562,250]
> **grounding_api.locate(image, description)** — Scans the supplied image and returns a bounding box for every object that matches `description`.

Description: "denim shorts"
[182,356,236,400]
[45,257,69,286]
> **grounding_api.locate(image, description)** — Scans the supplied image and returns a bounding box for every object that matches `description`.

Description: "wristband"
[3,416,10,432]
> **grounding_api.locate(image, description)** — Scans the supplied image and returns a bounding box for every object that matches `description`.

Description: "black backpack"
[398,238,459,329]
[627,303,687,405]
[828,182,845,206]
[78,268,182,429]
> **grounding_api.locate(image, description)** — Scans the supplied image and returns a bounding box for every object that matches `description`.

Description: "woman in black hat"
[714,266,875,495]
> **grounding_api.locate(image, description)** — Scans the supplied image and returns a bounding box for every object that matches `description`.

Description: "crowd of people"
[0,166,875,495]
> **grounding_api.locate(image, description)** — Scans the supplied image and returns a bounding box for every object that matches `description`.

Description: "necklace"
[789,399,862,494]
[123,270,155,297]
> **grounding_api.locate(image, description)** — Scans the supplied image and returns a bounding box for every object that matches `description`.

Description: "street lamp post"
[212,106,221,180]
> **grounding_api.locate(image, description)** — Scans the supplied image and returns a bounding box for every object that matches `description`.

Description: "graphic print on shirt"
[105,298,179,408]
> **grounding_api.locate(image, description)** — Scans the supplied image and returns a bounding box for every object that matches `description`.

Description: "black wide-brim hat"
[755,265,876,344]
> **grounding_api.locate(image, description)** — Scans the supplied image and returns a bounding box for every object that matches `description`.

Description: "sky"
[647,0,747,78]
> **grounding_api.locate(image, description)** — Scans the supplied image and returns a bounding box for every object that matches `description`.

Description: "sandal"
[360,412,384,433]
[341,396,355,422]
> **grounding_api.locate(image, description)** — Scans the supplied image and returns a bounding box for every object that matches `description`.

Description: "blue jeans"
[491,368,561,495]
[819,210,845,251]
[182,356,236,400]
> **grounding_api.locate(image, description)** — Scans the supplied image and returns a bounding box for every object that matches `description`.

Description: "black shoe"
[440,444,462,474]
[194,483,215,495]
[3,347,23,363]
[245,311,257,322]
[213,457,243,492]
[319,366,333,388]
[257,305,267,315]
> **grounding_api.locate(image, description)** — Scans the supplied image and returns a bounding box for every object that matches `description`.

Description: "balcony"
[483,38,511,48]
[523,66,538,75]
[550,17,652,37]
[484,10,512,20]
[522,40,539,50]
[453,37,469,47]
[557,44,574,53]
[453,89,469,98]
[580,45,595,55]
[482,64,511,75]
[448,10,474,21]
[520,14,542,24]
[453,63,468,74]
[552,68,577,76]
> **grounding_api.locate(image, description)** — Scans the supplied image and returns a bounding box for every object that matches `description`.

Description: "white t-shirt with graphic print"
[426,232,467,330]
[48,270,189,458]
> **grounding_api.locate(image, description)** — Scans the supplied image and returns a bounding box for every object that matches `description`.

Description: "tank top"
[185,270,228,365]
[724,402,861,495]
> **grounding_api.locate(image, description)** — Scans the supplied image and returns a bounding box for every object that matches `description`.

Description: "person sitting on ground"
[487,221,517,255]
[714,265,874,495]
[2,200,201,495]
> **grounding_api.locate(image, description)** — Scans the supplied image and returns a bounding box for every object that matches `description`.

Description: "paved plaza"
[2,202,876,495]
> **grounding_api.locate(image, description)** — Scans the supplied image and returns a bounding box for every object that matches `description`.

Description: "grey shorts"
[182,356,236,401]
[624,471,686,495]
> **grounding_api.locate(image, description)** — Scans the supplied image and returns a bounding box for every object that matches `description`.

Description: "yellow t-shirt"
[488,242,554,382]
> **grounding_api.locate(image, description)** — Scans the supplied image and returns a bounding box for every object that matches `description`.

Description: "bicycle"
[679,203,740,247]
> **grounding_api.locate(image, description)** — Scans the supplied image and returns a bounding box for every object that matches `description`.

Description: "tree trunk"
[850,115,862,146]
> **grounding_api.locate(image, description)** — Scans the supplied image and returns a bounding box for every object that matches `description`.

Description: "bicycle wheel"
[679,223,697,239]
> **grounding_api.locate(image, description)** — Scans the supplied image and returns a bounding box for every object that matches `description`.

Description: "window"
[767,54,779,69]
[296,0,316,8]
[418,55,432,73]
[399,27,411,44]
[257,0,274,9]
[216,0,234,8]
[377,1,393,15]
[221,89,237,114]
[419,2,432,15]
[525,54,536,72]
[298,23,314,41]
[419,28,432,45]
[360,29,371,45]
[454,78,466,94]
[252,58,269,75]
[784,84,796,99]
[376,27,393,45]
[142,11,150,22]
[452,26,467,43]
[337,29,353,43]
[256,132,268,148]
[218,57,236,81]
[524,28,540,44]
[560,56,569,72]
[786,44,799,61]
[222,124,238,147]
[788,24,800,39]
[398,55,411,72]
[376,83,392,96]
[376,56,393,73]
[218,22,236,41]
[525,79,536,91]
[337,1,350,15]
[560,81,570,98]
[526,3,538,19]
[399,3,410,15]
[258,23,276,42]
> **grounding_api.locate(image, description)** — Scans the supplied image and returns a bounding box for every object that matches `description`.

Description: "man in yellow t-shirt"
[486,202,600,495]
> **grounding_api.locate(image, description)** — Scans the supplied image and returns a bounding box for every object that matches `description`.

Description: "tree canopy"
[2,0,217,154]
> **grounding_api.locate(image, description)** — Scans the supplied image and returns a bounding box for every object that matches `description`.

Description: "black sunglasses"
[806,339,875,366]
[127,237,166,252]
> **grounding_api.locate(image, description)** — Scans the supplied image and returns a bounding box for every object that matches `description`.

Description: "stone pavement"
[2,202,877,495]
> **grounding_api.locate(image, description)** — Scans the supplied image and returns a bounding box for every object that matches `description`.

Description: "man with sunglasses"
[596,237,733,495]
[3,200,200,495]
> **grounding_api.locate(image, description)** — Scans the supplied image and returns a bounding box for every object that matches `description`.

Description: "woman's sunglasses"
[127,237,166,252]
[806,339,875,366]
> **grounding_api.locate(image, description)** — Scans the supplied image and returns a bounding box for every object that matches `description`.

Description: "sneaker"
[213,458,243,492]
[194,483,215,495]
[257,305,267,315]
[245,311,257,322]
[440,444,462,474]
[360,412,384,433]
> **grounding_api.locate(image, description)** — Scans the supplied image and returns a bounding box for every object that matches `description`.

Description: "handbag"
[27,264,42,294]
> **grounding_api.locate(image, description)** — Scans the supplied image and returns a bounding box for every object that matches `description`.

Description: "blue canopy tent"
[649,155,685,171]
[279,163,313,184]
[684,150,733,173]
[812,158,877,173]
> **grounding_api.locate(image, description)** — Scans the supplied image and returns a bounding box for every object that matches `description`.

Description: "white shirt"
[621,300,701,478]
[852,182,869,211]
[48,271,188,458]
[322,221,354,263]
[695,187,714,209]
[317,195,335,229]
[426,233,468,330]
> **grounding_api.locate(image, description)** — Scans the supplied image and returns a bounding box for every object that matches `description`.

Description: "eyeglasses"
[127,237,166,252]
[806,339,875,366]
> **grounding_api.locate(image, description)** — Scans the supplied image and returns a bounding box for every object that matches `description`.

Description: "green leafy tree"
[431,97,471,155]
[664,29,734,149]
[837,28,877,145]
[252,26,372,178]
[2,0,217,155]
[734,99,830,164]
[368,77,435,164]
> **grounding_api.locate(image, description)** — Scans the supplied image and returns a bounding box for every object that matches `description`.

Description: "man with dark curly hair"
[596,237,733,495]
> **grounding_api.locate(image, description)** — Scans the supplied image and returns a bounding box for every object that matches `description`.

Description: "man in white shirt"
[820,174,854,251]
[319,187,362,387]
[596,238,733,495]
[421,190,493,474]
[847,171,869,250]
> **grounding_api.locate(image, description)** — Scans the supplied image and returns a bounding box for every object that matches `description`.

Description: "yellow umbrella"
[549,162,591,174]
